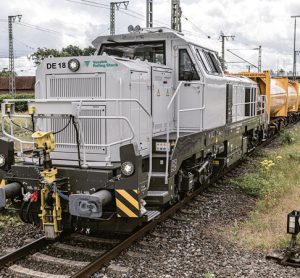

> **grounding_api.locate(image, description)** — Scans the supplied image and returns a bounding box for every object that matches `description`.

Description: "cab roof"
[92,27,215,53]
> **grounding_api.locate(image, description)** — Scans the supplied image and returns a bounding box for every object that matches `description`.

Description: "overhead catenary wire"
[182,14,212,39]
[13,38,36,53]
[67,0,170,28]
[15,21,76,38]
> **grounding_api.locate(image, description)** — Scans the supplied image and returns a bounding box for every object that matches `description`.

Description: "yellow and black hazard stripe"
[115,189,140,218]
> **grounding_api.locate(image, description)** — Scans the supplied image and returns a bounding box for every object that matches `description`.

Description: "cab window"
[99,41,165,64]
[196,48,222,75]
[179,49,200,81]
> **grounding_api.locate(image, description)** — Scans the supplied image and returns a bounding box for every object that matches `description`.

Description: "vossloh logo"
[83,61,91,67]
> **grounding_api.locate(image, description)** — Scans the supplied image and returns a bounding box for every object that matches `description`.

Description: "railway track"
[0,233,124,277]
[0,183,209,278]
[0,130,289,277]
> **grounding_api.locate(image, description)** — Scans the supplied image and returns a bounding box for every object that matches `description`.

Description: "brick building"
[0,76,35,92]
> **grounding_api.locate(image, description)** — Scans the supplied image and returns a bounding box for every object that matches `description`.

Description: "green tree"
[83,46,96,56]
[0,69,10,77]
[0,69,17,77]
[61,45,83,57]
[31,47,62,65]
[31,45,96,65]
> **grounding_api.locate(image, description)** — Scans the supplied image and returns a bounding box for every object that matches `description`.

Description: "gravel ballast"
[93,181,300,278]
[0,223,42,257]
[1,155,300,276]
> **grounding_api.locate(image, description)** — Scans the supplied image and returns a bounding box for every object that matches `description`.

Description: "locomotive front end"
[0,54,157,238]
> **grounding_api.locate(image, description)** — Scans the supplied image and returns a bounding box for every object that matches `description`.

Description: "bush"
[0,93,34,112]
[280,130,296,145]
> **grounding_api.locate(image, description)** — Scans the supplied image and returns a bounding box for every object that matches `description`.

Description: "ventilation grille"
[51,107,106,152]
[47,74,105,99]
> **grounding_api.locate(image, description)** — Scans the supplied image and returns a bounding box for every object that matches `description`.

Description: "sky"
[0,0,299,75]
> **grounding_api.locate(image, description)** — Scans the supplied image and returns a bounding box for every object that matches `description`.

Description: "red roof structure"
[0,76,35,91]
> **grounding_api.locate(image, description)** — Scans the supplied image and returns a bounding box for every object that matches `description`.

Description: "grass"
[0,211,22,231]
[0,114,33,153]
[0,91,35,143]
[230,125,300,250]
[2,114,33,142]
[0,91,34,95]
[203,273,216,278]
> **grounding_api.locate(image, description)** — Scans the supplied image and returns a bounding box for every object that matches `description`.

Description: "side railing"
[258,95,269,126]
[1,98,153,183]
[165,81,205,184]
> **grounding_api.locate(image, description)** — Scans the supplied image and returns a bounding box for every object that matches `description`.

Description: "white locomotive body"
[0,28,267,238]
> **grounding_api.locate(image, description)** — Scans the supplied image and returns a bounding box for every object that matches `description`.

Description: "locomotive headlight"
[121,161,134,176]
[68,58,80,72]
[0,155,6,167]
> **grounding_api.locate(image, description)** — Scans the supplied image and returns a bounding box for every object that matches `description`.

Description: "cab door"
[174,46,205,132]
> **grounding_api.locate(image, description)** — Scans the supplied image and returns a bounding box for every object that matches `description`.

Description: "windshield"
[99,41,165,64]
[195,47,222,75]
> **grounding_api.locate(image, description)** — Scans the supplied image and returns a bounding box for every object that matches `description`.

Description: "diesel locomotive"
[0,27,297,239]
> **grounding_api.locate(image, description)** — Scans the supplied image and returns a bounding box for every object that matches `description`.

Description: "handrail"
[165,81,184,184]
[2,96,153,186]
[1,117,34,158]
[259,95,269,126]
[2,98,151,118]
[165,81,205,184]
[2,114,135,154]
[2,94,153,188]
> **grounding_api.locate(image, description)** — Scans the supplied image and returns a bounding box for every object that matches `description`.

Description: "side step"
[150,172,166,177]
[145,190,170,205]
[147,191,169,197]
[144,210,161,221]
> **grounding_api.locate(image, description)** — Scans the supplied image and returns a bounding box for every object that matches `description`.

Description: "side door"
[174,46,205,132]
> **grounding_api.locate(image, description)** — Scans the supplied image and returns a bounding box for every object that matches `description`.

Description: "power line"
[82,0,144,19]
[227,49,258,69]
[15,21,75,38]
[182,14,211,38]
[17,22,61,34]
[67,0,110,10]
[227,46,262,72]
[13,37,36,51]
[67,0,169,28]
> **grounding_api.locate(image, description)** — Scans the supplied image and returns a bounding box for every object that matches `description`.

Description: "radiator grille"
[51,107,106,152]
[48,74,105,99]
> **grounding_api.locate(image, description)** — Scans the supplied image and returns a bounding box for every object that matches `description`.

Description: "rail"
[165,81,205,184]
[0,236,47,269]
[71,183,209,278]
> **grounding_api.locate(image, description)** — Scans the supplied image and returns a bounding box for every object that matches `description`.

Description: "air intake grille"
[51,106,106,153]
[47,73,105,99]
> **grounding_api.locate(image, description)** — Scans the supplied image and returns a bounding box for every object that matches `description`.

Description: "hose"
[71,116,82,169]
[47,183,70,202]
[53,115,72,135]
[34,165,69,202]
